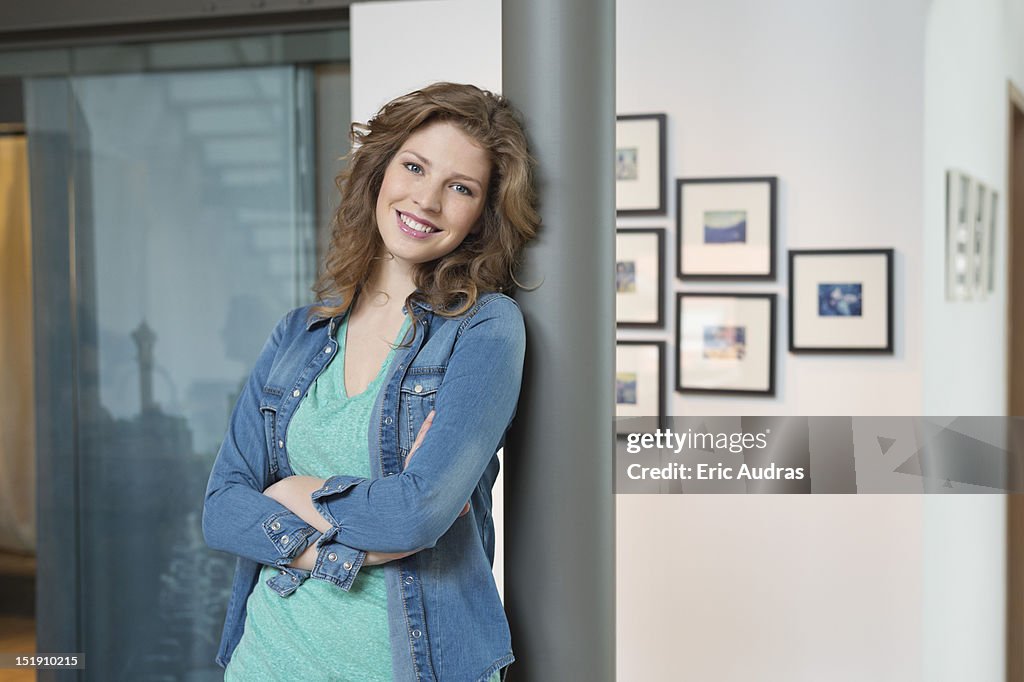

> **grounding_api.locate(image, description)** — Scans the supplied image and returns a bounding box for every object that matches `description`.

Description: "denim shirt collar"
[304,295,436,335]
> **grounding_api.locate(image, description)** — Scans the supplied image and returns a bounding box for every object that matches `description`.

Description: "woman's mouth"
[397,211,440,239]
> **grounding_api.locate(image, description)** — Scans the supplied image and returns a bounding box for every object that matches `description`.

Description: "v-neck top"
[224,314,411,681]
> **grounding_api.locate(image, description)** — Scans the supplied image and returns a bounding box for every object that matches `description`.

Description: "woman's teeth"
[400,213,437,233]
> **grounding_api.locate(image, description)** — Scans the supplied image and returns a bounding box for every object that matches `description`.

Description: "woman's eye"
[451,184,472,196]
[403,162,423,174]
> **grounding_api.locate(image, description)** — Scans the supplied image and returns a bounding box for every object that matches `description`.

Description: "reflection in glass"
[28,66,315,680]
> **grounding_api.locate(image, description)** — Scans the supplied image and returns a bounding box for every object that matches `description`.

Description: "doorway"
[1005,81,1024,682]
[0,77,37,681]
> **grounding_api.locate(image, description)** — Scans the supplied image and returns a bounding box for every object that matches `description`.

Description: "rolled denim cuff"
[262,508,321,565]
[308,528,366,592]
[310,474,365,526]
[265,565,312,597]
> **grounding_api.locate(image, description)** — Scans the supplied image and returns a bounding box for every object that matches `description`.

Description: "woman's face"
[375,120,492,271]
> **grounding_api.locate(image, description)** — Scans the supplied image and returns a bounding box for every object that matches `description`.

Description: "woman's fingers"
[403,410,436,469]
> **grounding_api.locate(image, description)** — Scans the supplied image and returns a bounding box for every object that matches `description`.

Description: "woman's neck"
[357,254,417,316]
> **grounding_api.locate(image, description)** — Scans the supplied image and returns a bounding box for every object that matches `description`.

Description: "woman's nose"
[414,182,443,213]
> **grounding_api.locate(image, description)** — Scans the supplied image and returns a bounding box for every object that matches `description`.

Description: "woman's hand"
[263,475,332,533]
[271,410,467,572]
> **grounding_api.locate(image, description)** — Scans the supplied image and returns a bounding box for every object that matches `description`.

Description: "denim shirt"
[202,292,524,681]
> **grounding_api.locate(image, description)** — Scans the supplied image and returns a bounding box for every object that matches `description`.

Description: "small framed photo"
[946,170,998,301]
[616,228,664,328]
[616,341,666,435]
[788,249,894,353]
[616,114,666,215]
[675,293,776,396]
[676,176,777,280]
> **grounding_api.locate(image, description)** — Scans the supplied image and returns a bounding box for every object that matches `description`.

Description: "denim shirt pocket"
[398,368,445,452]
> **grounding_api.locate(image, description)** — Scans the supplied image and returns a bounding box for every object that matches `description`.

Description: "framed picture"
[675,293,776,396]
[788,249,894,353]
[676,176,777,280]
[987,189,998,293]
[616,341,666,435]
[616,114,666,215]
[946,170,997,301]
[616,228,664,328]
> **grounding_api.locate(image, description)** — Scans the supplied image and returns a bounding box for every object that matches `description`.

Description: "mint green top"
[225,315,408,681]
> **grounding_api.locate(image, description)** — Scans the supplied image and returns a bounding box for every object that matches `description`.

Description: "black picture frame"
[788,248,894,354]
[616,340,667,436]
[616,113,667,216]
[616,228,665,329]
[676,176,777,281]
[675,292,777,396]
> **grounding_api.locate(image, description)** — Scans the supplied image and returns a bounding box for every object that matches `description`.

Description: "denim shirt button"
[414,384,423,393]
[384,416,393,425]
[292,389,301,398]
[278,439,284,448]
[271,521,281,531]
[343,561,353,571]
[324,345,332,354]
[327,552,337,562]
[412,629,422,638]
[404,576,414,585]
[280,535,289,544]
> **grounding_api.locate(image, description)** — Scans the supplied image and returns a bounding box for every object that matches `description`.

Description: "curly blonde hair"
[309,82,540,323]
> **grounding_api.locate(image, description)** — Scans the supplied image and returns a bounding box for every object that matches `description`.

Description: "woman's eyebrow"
[402,150,485,188]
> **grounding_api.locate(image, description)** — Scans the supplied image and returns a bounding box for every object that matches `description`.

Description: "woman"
[202,82,539,682]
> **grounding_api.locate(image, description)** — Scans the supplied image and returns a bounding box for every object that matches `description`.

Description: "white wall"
[618,495,924,682]
[919,0,1024,677]
[616,2,931,679]
[922,0,1011,416]
[351,0,501,124]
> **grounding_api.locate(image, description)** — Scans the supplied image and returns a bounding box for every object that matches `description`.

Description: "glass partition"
[26,64,318,680]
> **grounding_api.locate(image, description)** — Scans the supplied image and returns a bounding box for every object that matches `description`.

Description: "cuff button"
[327,552,338,562]
[271,521,282,531]
[343,561,353,570]
[280,535,289,544]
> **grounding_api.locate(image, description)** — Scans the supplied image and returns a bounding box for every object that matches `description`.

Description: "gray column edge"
[502,0,616,679]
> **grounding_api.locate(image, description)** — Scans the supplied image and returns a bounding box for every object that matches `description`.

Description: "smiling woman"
[375,121,492,269]
[202,82,540,682]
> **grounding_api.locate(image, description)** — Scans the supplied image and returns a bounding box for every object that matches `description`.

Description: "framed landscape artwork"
[676,176,777,280]
[675,293,776,396]
[616,114,666,215]
[616,228,665,328]
[788,249,894,353]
